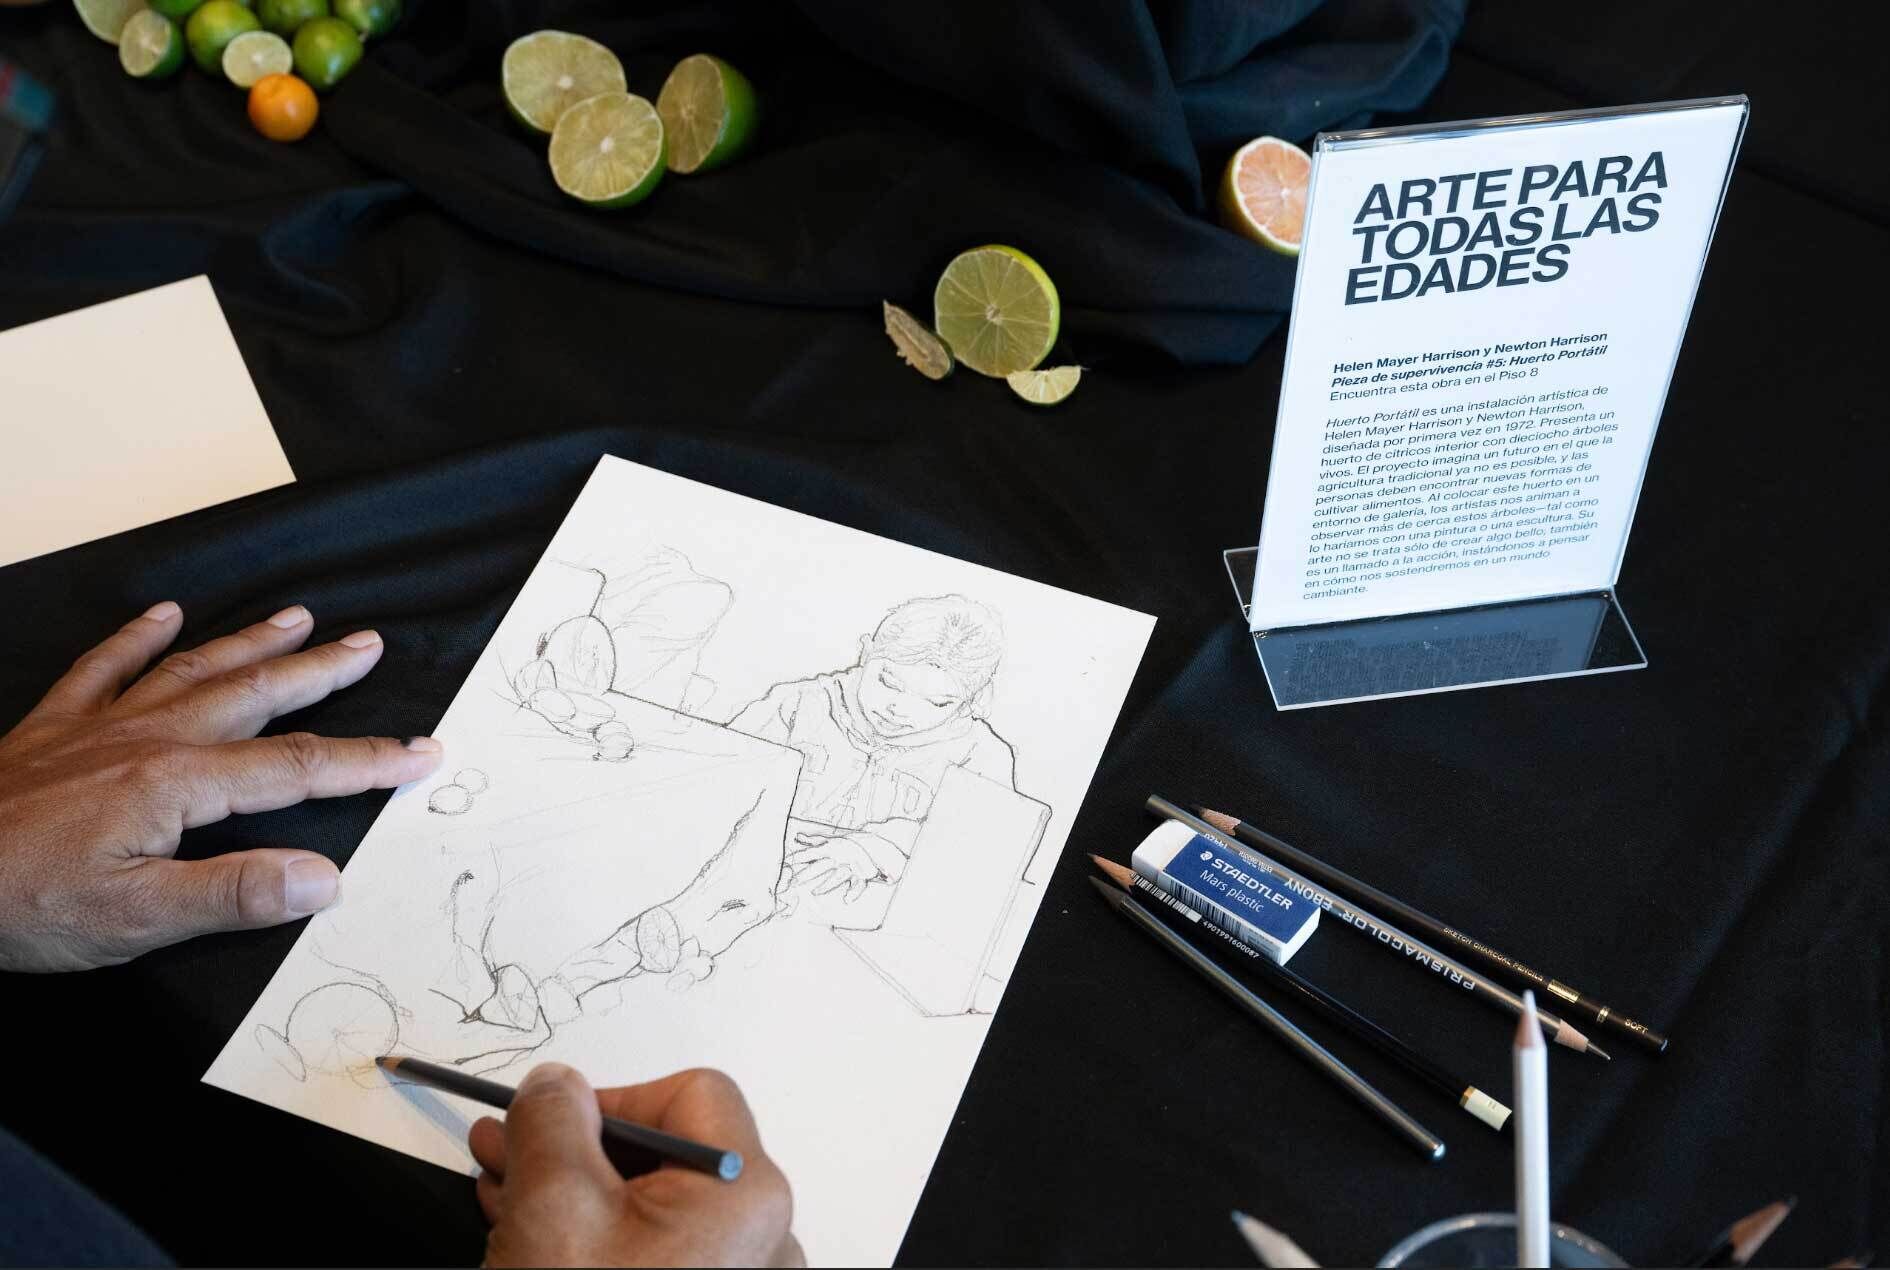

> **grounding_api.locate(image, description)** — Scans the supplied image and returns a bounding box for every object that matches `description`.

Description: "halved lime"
[1006,365,1082,406]
[222,29,291,86]
[185,0,260,75]
[548,92,665,208]
[1220,136,1311,256]
[501,30,625,135]
[933,245,1060,378]
[655,53,758,175]
[75,0,149,43]
[119,9,183,75]
[883,301,953,380]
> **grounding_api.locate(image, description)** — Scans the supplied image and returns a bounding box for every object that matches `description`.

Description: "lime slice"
[222,29,291,86]
[549,92,666,209]
[883,302,954,380]
[502,30,625,135]
[118,9,183,75]
[75,0,149,43]
[1006,365,1081,406]
[933,245,1059,379]
[1220,135,1311,256]
[655,53,759,175]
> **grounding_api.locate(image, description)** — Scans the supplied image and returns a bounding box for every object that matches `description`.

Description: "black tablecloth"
[2,1,1886,1265]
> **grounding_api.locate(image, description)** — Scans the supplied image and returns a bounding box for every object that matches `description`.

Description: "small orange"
[247,73,319,143]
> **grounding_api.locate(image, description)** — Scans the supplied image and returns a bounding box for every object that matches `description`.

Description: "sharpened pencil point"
[1087,875,1126,908]
[374,1055,399,1071]
[1089,854,1137,891]
[1197,806,1240,834]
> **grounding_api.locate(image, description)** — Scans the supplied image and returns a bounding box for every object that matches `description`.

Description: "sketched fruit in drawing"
[254,981,399,1083]
[429,783,473,815]
[456,768,489,795]
[634,906,683,973]
[527,687,577,722]
[592,719,635,762]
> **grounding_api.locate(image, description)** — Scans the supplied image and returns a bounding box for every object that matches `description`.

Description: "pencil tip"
[1730,1197,1796,1263]
[1231,1210,1249,1224]
[374,1055,396,1070]
[1087,875,1125,907]
[1198,807,1238,833]
[1589,1041,1612,1061]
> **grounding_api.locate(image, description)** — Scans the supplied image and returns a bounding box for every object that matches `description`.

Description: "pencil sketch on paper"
[247,550,1053,1078]
[252,952,408,1088]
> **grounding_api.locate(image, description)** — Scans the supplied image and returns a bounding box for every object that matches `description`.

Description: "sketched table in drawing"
[835,766,1050,1017]
[426,686,802,978]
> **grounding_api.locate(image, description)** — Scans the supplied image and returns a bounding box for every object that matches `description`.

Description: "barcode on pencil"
[1155,876,1267,957]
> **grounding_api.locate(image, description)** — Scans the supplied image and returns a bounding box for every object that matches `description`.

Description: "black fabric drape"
[0,0,1884,1265]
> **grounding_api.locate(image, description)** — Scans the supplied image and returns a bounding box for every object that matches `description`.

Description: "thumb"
[503,1063,615,1199]
[120,849,340,951]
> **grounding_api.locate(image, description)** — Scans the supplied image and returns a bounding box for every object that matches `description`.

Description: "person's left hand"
[782,829,894,903]
[0,602,442,972]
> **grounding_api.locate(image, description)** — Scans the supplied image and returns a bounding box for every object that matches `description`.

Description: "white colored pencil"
[1231,1211,1320,1268]
[1514,990,1551,1267]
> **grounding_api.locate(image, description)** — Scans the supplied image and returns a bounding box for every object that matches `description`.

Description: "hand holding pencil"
[445,1062,803,1268]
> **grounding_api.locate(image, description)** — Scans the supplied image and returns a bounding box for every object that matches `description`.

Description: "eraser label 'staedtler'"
[1132,819,1319,964]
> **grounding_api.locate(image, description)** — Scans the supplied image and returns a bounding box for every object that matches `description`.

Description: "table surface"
[1,1,1885,1265]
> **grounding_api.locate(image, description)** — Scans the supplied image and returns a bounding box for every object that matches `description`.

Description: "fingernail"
[402,736,443,754]
[266,604,310,629]
[340,629,382,650]
[285,858,340,916]
[142,601,181,622]
[518,1063,574,1093]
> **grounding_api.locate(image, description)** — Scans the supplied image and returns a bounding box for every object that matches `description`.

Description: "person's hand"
[783,829,895,903]
[472,1063,801,1268]
[0,601,443,972]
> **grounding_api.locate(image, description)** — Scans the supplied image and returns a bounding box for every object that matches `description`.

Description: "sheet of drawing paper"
[205,455,1155,1266]
[0,276,295,569]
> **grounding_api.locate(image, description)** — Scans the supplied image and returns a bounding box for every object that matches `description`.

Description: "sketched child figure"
[732,594,1018,910]
[540,595,1020,1018]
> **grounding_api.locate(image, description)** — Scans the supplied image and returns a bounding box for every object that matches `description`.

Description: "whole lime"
[291,15,361,91]
[185,0,261,76]
[148,0,206,21]
[256,0,326,36]
[332,0,398,38]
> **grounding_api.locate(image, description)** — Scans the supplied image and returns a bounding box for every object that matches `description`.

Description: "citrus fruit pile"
[882,245,1081,407]
[501,32,759,209]
[74,0,399,143]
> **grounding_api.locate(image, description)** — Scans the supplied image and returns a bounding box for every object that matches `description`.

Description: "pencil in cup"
[376,1055,743,1181]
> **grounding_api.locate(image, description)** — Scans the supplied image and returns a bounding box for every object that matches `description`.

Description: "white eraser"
[1131,820,1320,964]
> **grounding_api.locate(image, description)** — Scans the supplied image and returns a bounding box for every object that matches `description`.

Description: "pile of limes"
[75,0,399,143]
[501,32,759,209]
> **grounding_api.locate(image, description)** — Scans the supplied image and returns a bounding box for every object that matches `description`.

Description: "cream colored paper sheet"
[0,276,295,569]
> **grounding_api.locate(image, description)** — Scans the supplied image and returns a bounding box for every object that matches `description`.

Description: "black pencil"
[1090,854,1511,1133]
[375,1055,742,1181]
[1088,876,1446,1161]
[1196,804,1670,1057]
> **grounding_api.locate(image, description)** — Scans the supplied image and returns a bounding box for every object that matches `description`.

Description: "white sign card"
[1249,99,1747,632]
[205,456,1155,1267]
